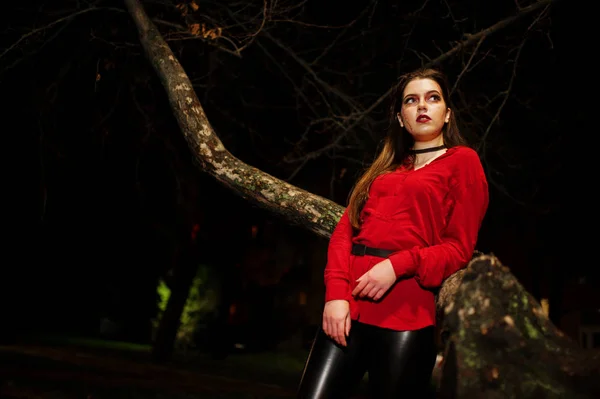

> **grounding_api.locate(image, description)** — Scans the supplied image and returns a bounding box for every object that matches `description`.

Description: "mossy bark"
[438,254,600,398]
[124,0,342,240]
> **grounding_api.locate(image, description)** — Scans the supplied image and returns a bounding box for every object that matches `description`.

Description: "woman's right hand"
[322,300,351,347]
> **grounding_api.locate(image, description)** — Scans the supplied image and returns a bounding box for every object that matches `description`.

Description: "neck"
[409,144,446,154]
[410,138,447,168]
[411,137,445,153]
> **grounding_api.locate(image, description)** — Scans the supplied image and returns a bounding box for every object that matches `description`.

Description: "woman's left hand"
[352,259,396,301]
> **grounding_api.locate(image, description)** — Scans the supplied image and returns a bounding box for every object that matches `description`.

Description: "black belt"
[351,243,395,258]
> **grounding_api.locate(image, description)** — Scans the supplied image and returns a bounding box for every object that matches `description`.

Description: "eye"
[403,97,415,104]
[428,94,442,102]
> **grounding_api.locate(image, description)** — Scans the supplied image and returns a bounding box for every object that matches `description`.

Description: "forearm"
[324,210,353,301]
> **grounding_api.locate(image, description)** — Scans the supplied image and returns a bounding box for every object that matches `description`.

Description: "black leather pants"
[297,321,437,399]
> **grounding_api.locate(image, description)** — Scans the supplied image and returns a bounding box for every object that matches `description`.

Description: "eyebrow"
[403,90,442,100]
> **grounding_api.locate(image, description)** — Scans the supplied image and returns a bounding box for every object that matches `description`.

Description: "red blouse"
[324,146,489,331]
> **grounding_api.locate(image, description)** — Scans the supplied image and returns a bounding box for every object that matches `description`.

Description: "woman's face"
[398,78,450,142]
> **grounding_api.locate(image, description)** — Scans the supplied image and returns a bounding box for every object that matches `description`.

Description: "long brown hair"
[346,68,467,229]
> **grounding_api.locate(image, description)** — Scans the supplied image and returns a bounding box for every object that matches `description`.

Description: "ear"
[397,113,404,127]
[445,108,451,123]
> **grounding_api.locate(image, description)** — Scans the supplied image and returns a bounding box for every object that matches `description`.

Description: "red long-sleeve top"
[324,146,489,331]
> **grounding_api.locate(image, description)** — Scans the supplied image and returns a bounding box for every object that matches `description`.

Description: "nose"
[417,98,427,110]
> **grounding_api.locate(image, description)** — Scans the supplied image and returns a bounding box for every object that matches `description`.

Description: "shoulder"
[446,145,482,164]
[446,145,487,185]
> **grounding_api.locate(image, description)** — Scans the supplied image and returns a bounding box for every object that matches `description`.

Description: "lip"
[416,114,431,123]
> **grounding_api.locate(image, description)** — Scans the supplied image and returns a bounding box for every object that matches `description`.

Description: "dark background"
[2,0,593,351]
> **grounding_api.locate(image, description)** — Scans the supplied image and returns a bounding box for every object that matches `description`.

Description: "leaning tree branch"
[123,0,345,240]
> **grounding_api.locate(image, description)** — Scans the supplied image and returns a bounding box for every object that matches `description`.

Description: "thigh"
[367,326,437,399]
[297,324,367,399]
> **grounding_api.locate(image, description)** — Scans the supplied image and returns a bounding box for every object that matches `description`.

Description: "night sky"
[2,0,590,343]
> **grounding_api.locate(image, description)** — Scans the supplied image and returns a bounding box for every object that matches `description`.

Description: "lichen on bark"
[440,254,600,398]
[124,0,344,239]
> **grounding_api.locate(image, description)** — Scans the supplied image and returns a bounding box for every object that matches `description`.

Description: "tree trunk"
[438,254,600,398]
[123,0,600,396]
[151,235,199,362]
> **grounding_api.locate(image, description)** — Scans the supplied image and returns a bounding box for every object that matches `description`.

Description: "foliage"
[152,264,220,351]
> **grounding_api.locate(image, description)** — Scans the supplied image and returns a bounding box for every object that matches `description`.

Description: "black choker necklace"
[409,144,447,154]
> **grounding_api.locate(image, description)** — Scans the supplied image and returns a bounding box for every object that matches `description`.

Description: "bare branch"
[1,8,97,62]
[280,0,556,177]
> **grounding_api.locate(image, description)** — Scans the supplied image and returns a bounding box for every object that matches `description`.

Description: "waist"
[351,243,395,258]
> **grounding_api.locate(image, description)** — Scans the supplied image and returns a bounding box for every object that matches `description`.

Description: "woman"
[297,68,489,398]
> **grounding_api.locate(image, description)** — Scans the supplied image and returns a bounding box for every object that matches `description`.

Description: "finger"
[322,317,330,337]
[331,319,342,346]
[352,279,368,296]
[323,316,333,337]
[365,285,380,299]
[330,320,341,346]
[353,272,367,286]
[336,321,347,347]
[372,289,385,301]
[345,313,351,337]
[357,282,374,298]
